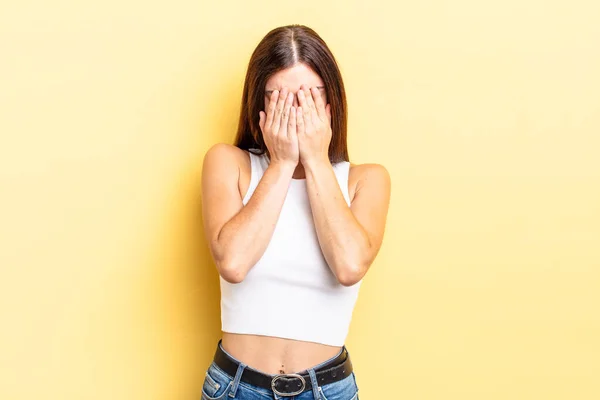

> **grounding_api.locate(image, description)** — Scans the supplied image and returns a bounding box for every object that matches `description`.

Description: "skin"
[201,63,391,374]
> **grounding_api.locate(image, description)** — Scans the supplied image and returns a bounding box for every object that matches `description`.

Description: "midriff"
[221,332,342,375]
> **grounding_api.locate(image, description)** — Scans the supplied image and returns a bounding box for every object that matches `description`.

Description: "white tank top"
[219,148,362,346]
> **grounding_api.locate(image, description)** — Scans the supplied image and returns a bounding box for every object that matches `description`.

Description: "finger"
[297,88,314,134]
[302,85,319,127]
[273,87,289,132]
[265,90,279,128]
[310,87,327,121]
[297,86,307,109]
[280,91,294,136]
[296,106,305,136]
[259,111,264,132]
[288,106,297,140]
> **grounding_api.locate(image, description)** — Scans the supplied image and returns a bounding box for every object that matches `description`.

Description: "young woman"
[200,24,391,400]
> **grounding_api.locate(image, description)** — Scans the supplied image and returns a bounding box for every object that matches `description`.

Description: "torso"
[221,146,366,374]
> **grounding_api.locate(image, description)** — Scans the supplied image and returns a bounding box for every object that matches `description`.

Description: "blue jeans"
[201,343,360,400]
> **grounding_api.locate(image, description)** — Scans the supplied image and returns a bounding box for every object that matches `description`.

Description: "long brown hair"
[233,24,349,163]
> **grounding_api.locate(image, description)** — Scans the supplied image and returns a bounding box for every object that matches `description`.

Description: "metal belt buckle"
[271,373,306,397]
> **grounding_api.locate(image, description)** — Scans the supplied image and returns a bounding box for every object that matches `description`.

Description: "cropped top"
[219,148,362,346]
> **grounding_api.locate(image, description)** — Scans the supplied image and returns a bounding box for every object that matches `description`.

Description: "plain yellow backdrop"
[1,1,599,399]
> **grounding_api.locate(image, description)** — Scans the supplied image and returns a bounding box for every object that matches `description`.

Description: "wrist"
[302,156,331,171]
[269,159,297,176]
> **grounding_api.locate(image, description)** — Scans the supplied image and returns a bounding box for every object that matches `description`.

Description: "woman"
[200,24,391,400]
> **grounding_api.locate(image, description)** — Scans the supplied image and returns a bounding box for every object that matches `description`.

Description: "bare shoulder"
[202,143,251,200]
[348,162,391,203]
[203,143,247,165]
[202,143,245,184]
[203,143,248,175]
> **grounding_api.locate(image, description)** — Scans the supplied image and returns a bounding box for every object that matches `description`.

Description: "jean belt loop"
[228,361,246,398]
[307,368,321,399]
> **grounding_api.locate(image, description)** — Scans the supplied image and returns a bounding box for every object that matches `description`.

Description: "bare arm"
[201,143,295,283]
[294,84,391,286]
[304,160,391,286]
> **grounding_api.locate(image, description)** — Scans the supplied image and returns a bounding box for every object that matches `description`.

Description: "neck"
[292,163,306,180]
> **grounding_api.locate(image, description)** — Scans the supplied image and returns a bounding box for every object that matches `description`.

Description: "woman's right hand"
[258,87,299,168]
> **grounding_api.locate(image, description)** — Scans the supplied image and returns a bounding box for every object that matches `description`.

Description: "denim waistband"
[213,339,350,399]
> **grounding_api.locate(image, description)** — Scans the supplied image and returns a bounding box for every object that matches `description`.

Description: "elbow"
[335,264,366,287]
[217,259,248,284]
[211,243,248,283]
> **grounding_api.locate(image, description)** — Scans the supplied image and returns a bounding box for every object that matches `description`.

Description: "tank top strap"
[333,161,351,206]
[242,149,267,205]
[254,150,270,172]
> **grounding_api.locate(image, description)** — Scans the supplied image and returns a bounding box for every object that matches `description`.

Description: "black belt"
[213,340,353,396]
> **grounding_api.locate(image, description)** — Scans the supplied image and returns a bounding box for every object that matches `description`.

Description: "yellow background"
[1,1,599,399]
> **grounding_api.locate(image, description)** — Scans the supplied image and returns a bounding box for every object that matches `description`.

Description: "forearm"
[304,159,371,286]
[213,161,294,282]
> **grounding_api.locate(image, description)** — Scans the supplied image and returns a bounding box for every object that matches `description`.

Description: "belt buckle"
[271,373,306,397]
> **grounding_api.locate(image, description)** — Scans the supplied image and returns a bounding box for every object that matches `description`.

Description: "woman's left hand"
[296,84,332,166]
